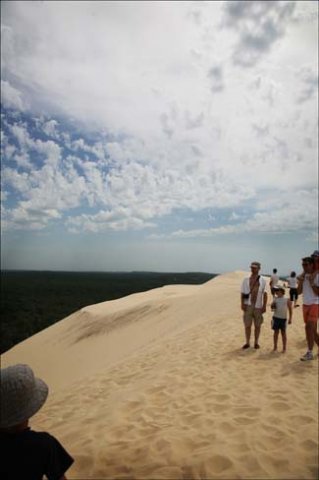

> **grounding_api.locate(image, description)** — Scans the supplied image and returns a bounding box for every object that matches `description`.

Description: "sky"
[1,0,318,275]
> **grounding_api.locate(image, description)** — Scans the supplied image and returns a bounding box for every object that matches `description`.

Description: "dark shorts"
[272,317,287,331]
[289,288,298,302]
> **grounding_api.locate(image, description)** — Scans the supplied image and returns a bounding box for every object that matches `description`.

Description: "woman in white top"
[286,271,299,308]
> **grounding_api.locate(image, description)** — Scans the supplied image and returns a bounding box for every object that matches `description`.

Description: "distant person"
[286,271,299,308]
[241,261,268,349]
[270,268,279,298]
[0,364,74,480]
[297,256,319,361]
[271,286,292,353]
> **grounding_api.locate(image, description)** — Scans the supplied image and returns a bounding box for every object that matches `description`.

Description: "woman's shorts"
[289,288,298,302]
[272,317,287,331]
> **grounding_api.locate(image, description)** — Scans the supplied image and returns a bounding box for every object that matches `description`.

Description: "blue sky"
[1,1,318,275]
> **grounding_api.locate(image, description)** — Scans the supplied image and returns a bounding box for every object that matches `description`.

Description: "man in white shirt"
[298,254,319,361]
[270,268,279,298]
[241,261,268,350]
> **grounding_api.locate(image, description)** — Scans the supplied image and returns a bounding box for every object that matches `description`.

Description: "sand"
[2,271,318,479]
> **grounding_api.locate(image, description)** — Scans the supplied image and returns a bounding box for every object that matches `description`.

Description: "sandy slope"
[2,271,318,479]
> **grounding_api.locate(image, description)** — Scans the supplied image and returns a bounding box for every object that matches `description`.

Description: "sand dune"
[2,271,318,479]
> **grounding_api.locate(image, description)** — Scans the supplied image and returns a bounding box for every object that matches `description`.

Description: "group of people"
[0,253,318,479]
[241,251,319,359]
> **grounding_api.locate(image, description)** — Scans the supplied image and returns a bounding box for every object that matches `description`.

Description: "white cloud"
[297,66,318,103]
[150,188,318,240]
[66,208,156,233]
[42,119,59,139]
[1,80,26,110]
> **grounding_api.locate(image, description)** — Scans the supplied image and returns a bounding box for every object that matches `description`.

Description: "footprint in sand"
[300,439,318,450]
[289,414,313,425]
[205,454,233,473]
[211,403,229,413]
[233,406,260,416]
[213,394,230,402]
[270,401,290,411]
[125,400,144,412]
[234,416,257,425]
[72,453,94,472]
[219,421,236,434]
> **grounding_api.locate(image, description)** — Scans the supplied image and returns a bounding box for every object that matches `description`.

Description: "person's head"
[274,286,285,297]
[290,271,296,278]
[0,364,48,431]
[273,268,277,274]
[311,250,319,269]
[302,257,314,273]
[250,261,261,274]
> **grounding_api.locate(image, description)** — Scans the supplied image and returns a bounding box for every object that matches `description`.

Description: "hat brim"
[0,377,48,429]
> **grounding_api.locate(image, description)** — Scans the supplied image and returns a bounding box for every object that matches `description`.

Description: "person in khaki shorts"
[241,261,268,350]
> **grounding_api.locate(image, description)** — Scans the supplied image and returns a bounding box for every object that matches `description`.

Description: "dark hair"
[302,257,314,264]
[273,268,277,273]
[290,271,296,277]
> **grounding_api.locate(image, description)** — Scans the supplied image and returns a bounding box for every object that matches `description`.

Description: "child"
[271,286,292,353]
[0,364,74,480]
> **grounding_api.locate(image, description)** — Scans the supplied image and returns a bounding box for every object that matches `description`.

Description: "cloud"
[207,65,224,92]
[1,1,317,246]
[297,66,318,103]
[66,208,156,234]
[150,188,318,240]
[223,1,296,67]
[42,119,60,139]
[1,80,26,110]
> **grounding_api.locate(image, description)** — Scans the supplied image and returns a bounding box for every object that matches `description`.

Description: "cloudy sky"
[1,1,318,274]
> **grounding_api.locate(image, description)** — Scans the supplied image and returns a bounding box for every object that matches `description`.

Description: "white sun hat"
[0,364,48,429]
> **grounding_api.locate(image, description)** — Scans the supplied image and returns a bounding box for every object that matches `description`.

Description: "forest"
[1,270,216,354]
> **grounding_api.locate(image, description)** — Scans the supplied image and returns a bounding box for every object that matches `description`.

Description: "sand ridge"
[2,271,318,479]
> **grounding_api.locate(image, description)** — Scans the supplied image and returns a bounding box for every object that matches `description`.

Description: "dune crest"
[2,271,318,479]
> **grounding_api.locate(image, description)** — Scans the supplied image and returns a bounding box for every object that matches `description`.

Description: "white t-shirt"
[273,297,289,319]
[270,274,279,287]
[241,276,267,309]
[303,273,319,305]
[287,277,297,288]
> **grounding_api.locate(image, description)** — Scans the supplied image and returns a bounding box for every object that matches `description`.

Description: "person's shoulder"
[27,430,57,446]
[260,276,267,287]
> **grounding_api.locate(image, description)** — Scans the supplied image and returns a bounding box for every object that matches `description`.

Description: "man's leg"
[245,325,251,345]
[305,322,314,351]
[254,325,261,345]
[314,322,319,347]
[301,306,316,360]
[273,330,279,351]
[243,308,252,348]
[305,306,319,350]
[253,310,263,348]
